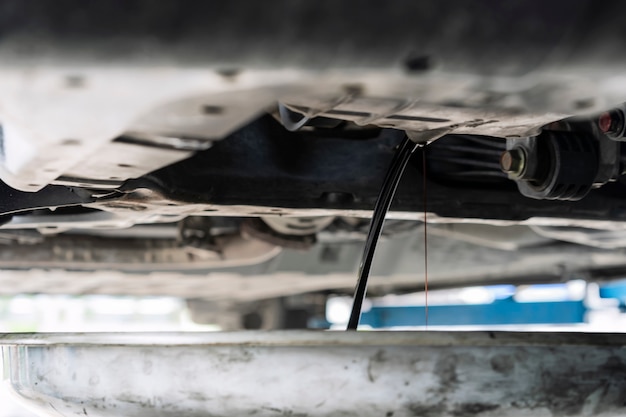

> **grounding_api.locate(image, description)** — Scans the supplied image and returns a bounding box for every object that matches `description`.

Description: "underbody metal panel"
[1,0,626,190]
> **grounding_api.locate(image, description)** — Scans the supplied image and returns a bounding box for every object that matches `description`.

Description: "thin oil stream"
[347,137,426,330]
[423,147,428,328]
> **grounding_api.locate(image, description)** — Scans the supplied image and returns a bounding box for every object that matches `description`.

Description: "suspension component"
[501,130,605,201]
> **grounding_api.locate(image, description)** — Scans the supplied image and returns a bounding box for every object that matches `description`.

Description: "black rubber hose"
[347,136,420,330]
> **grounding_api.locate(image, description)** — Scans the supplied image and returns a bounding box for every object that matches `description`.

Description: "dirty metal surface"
[281,97,565,138]
[2,331,626,417]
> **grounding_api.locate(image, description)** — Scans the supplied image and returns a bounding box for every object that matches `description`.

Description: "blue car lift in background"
[356,281,626,328]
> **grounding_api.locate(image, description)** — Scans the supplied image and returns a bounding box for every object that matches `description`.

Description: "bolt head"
[599,112,613,133]
[500,148,526,177]
[598,109,625,138]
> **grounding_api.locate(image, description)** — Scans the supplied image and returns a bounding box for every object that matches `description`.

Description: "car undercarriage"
[2,2,626,416]
[1,2,626,309]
